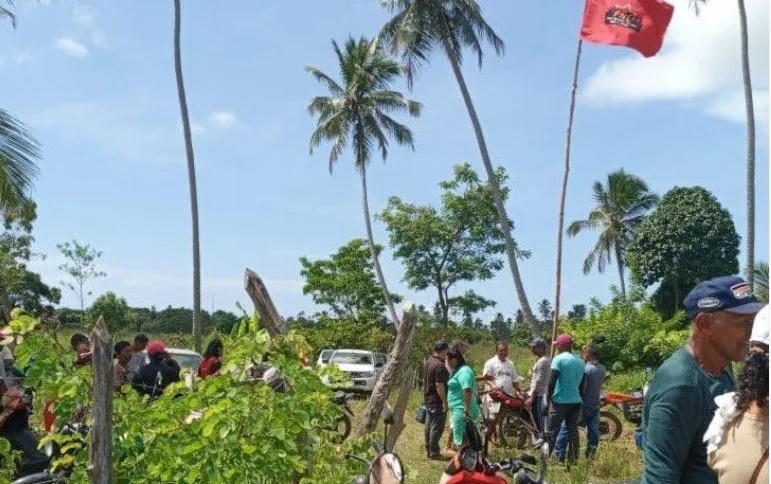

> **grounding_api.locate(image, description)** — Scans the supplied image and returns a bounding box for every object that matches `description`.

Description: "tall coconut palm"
[173,0,202,352]
[0,109,39,215]
[306,36,421,327]
[753,262,768,303]
[691,0,755,289]
[378,0,539,333]
[567,170,658,299]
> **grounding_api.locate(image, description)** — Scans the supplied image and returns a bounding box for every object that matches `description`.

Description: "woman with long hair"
[199,338,223,378]
[444,347,480,458]
[706,351,768,483]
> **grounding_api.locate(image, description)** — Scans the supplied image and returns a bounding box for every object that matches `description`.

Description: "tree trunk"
[437,285,448,324]
[384,373,413,451]
[360,164,401,327]
[614,244,626,300]
[356,303,416,436]
[244,268,288,338]
[737,0,756,290]
[441,38,537,334]
[89,316,112,484]
[552,39,583,350]
[173,0,202,352]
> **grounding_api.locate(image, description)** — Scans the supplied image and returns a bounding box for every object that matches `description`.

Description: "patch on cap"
[730,282,752,299]
[698,297,722,309]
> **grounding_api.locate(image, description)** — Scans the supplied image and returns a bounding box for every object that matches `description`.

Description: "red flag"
[580,0,675,57]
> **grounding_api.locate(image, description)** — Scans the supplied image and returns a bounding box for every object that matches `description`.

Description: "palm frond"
[304,66,344,97]
[0,1,16,28]
[375,112,415,150]
[0,109,40,215]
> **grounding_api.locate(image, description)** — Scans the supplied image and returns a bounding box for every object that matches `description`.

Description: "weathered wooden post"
[357,302,416,438]
[244,268,288,338]
[89,316,112,484]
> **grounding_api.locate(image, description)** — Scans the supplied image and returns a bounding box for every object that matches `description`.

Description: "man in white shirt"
[482,341,523,443]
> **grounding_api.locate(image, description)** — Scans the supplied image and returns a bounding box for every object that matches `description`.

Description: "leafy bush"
[7,309,368,483]
[291,315,394,358]
[562,300,688,371]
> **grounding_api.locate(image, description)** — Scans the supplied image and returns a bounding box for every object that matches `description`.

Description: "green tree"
[567,170,659,299]
[627,186,740,315]
[173,0,203,352]
[567,304,587,321]
[489,312,512,342]
[86,292,136,334]
[691,0,756,290]
[0,109,40,215]
[379,163,528,323]
[753,262,768,303]
[0,201,59,321]
[450,289,495,326]
[299,239,401,324]
[57,240,106,327]
[378,0,538,332]
[537,299,553,324]
[306,36,421,327]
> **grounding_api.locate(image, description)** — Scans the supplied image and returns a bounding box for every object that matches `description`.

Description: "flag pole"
[551,38,583,357]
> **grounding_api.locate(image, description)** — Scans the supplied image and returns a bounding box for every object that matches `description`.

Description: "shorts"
[482,394,501,419]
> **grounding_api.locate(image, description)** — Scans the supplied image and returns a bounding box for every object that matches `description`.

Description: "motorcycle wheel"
[599,410,623,441]
[498,414,536,449]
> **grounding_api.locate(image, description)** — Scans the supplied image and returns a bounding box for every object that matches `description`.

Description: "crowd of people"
[421,274,769,484]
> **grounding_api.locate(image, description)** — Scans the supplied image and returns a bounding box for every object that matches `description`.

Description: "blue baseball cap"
[683,275,764,320]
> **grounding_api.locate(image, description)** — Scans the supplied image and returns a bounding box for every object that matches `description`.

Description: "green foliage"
[291,314,394,358]
[9,309,368,483]
[299,239,401,323]
[0,200,60,322]
[86,292,136,334]
[753,262,768,302]
[379,163,525,323]
[627,186,739,317]
[57,240,106,322]
[489,313,512,343]
[562,299,688,371]
[0,108,40,213]
[567,169,658,296]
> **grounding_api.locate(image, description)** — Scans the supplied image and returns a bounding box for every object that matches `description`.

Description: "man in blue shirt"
[642,275,763,484]
[544,333,585,463]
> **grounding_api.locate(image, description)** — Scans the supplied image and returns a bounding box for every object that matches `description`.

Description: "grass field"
[354,344,645,483]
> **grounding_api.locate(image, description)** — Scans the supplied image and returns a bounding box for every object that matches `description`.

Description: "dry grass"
[353,344,644,483]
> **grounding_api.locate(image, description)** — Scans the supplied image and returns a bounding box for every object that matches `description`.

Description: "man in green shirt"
[642,275,763,484]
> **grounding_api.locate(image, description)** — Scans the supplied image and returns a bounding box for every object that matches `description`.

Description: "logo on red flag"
[580,0,675,58]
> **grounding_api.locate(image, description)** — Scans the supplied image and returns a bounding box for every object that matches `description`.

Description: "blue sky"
[0,0,768,321]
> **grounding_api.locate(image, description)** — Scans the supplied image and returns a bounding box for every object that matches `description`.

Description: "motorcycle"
[348,403,405,484]
[440,417,547,484]
[329,390,355,442]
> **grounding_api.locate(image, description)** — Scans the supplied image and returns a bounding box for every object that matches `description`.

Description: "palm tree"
[378,0,538,333]
[567,170,658,299]
[0,109,40,215]
[0,1,15,28]
[306,37,421,327]
[172,0,202,352]
[753,262,768,303]
[691,0,755,289]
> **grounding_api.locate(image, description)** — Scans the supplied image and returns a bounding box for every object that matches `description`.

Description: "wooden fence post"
[244,268,288,338]
[89,316,112,484]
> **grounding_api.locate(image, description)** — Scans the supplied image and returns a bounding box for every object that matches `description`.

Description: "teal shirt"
[550,351,585,404]
[641,348,734,484]
[447,365,480,419]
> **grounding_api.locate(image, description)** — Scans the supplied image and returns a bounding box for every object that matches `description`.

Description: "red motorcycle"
[485,390,539,450]
[439,417,547,484]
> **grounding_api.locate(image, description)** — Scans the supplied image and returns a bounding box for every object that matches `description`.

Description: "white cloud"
[54,37,89,59]
[72,5,96,27]
[191,123,207,135]
[581,0,769,124]
[207,110,239,129]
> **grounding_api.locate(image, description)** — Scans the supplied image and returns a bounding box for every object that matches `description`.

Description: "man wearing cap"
[423,340,449,460]
[525,338,550,436]
[750,305,769,355]
[545,333,585,463]
[131,341,181,399]
[641,275,764,484]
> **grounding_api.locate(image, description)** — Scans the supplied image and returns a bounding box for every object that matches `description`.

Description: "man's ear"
[693,312,712,333]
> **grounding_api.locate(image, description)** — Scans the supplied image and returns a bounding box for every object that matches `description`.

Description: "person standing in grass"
[525,337,550,436]
[642,276,763,484]
[481,341,522,445]
[423,340,449,460]
[544,333,585,463]
[445,347,480,458]
[555,344,605,459]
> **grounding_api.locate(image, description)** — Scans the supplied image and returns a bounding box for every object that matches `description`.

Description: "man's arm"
[642,385,700,484]
[436,366,449,411]
[547,369,559,404]
[579,373,587,399]
[482,360,496,389]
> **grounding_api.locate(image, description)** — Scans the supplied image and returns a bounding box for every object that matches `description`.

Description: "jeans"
[545,402,581,463]
[531,394,546,435]
[555,405,600,459]
[424,407,447,457]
